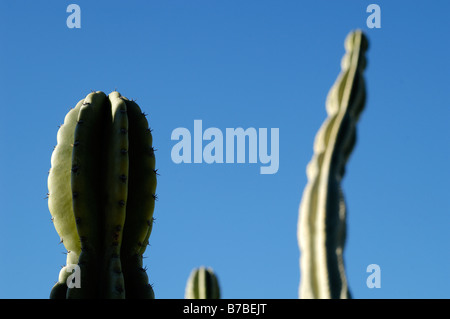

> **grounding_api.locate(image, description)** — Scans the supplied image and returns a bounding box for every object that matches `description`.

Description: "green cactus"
[48,91,157,299]
[185,267,221,299]
[297,30,369,299]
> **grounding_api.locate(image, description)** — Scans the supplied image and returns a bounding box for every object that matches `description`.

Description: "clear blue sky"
[0,1,449,299]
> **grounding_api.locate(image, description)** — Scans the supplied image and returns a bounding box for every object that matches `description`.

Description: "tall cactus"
[48,91,157,299]
[185,267,221,299]
[297,30,369,299]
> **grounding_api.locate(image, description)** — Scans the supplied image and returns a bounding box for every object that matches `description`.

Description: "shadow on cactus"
[48,91,157,299]
[297,30,369,299]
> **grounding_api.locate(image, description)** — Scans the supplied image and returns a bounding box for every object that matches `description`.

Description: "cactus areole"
[48,91,157,299]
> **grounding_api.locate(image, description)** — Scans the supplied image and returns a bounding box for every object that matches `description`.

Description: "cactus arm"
[48,100,84,299]
[48,100,84,266]
[297,30,368,299]
[120,99,156,256]
[120,99,157,298]
[67,91,110,298]
[100,92,129,298]
[185,267,221,299]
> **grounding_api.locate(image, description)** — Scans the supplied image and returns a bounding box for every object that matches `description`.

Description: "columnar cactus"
[185,267,221,299]
[48,91,157,299]
[297,30,369,299]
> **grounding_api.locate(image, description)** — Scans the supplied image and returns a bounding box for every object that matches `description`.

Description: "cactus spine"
[185,267,221,299]
[48,91,157,299]
[297,30,369,299]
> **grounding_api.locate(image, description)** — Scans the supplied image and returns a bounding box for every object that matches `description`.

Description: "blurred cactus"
[297,30,369,299]
[185,266,221,299]
[48,91,157,299]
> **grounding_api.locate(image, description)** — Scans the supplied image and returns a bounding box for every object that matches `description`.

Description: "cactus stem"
[185,267,221,299]
[297,30,368,299]
[48,91,156,299]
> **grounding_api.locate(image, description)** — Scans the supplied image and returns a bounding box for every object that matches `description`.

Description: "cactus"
[48,91,157,299]
[297,30,369,299]
[185,267,221,299]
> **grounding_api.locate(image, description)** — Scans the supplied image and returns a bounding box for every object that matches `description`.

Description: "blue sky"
[0,1,449,299]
